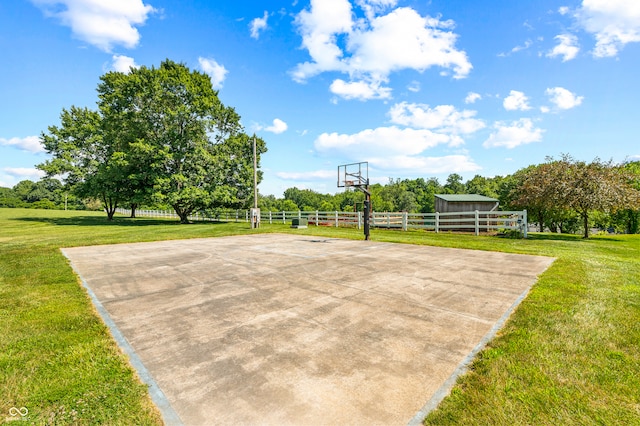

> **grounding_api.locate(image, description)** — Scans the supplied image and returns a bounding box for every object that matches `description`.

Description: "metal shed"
[435,194,500,232]
[435,194,499,213]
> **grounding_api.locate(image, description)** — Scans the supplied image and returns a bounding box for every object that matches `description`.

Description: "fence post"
[435,212,439,233]
[358,211,362,230]
[523,209,528,238]
[315,211,319,226]
[282,211,286,224]
[335,211,339,228]
[475,210,479,236]
[402,212,408,231]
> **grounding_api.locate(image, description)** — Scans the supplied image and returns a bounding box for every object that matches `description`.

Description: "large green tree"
[38,106,128,219]
[622,160,640,233]
[39,60,265,223]
[98,60,265,223]
[444,173,465,194]
[511,155,640,238]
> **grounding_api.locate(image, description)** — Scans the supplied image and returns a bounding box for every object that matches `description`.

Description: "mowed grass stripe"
[0,208,638,424]
[0,209,260,424]
[422,239,640,424]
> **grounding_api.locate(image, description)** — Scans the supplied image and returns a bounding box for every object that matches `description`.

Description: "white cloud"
[292,1,471,100]
[483,118,544,149]
[314,126,458,159]
[367,154,481,174]
[0,136,45,153]
[198,57,228,89]
[356,0,398,21]
[407,81,421,92]
[464,92,481,104]
[313,102,485,176]
[545,87,584,109]
[276,170,335,180]
[547,34,580,61]
[498,39,533,57]
[111,54,138,73]
[388,102,485,135]
[576,0,640,57]
[559,6,570,15]
[346,8,471,78]
[32,0,156,52]
[330,78,392,100]
[261,118,288,134]
[2,167,46,180]
[503,90,531,111]
[250,11,269,39]
[291,0,354,82]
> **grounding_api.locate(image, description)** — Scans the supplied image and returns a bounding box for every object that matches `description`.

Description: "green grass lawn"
[1,208,638,425]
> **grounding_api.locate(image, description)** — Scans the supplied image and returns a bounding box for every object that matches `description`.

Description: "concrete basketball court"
[62,234,554,426]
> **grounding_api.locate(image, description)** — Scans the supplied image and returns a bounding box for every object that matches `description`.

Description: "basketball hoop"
[338,162,371,240]
[338,162,369,188]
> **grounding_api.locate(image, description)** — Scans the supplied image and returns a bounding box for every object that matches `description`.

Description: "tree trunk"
[102,194,118,221]
[173,205,191,224]
[627,210,639,234]
[582,211,590,238]
[130,203,138,218]
[537,210,544,232]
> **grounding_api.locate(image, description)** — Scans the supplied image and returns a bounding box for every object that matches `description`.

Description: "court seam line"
[61,249,184,426]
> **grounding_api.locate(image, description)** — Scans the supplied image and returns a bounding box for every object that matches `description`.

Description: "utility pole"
[251,135,260,228]
[253,135,258,209]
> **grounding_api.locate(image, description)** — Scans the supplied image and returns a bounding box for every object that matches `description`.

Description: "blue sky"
[1,0,639,196]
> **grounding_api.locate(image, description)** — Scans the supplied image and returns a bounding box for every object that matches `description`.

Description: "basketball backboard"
[338,162,368,188]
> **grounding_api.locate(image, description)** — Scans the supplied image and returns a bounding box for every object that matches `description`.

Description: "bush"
[30,199,56,209]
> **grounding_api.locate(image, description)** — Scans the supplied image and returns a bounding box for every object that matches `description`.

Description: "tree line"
[261,156,640,237]
[3,156,639,236]
[0,178,90,210]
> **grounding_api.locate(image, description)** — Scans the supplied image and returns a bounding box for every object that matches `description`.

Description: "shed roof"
[435,194,499,202]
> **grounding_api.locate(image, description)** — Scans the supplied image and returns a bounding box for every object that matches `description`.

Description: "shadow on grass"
[527,232,624,242]
[14,216,235,227]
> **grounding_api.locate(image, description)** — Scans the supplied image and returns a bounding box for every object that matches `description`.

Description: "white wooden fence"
[115,208,528,237]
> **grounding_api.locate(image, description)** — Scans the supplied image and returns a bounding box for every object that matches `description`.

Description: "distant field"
[1,208,638,424]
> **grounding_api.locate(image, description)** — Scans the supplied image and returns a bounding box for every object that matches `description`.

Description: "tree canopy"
[38,60,266,222]
[510,155,640,237]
